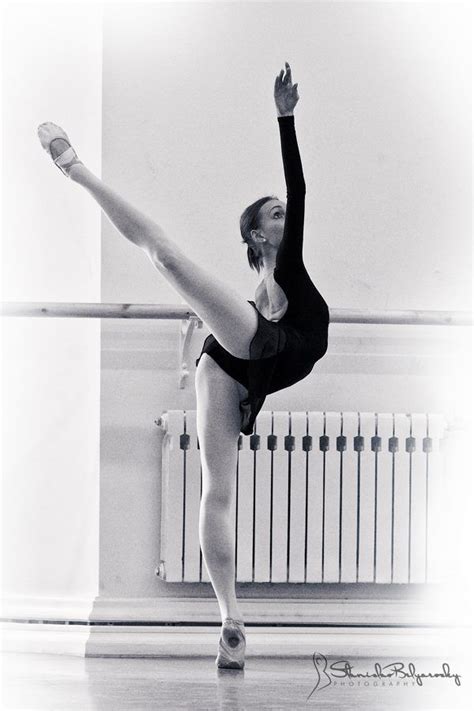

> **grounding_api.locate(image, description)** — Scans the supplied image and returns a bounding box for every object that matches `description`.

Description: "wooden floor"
[1,652,471,710]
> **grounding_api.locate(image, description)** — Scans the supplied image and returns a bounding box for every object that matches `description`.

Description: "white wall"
[101,1,471,310]
[1,3,102,613]
[98,1,471,608]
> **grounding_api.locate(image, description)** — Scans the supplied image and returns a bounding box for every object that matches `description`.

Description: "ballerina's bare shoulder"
[254,271,288,322]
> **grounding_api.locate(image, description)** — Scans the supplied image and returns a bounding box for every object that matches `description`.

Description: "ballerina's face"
[255,198,287,249]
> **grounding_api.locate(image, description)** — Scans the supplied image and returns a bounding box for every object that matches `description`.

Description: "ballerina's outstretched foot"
[216,617,246,669]
[37,122,83,177]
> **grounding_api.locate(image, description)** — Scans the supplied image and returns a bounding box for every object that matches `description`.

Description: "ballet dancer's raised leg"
[195,353,247,668]
[38,122,248,666]
[37,123,259,359]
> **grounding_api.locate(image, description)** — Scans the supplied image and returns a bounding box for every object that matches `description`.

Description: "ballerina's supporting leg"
[195,352,247,668]
[195,353,247,624]
[67,162,258,359]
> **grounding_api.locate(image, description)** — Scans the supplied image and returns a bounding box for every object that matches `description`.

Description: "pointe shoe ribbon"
[216,618,246,669]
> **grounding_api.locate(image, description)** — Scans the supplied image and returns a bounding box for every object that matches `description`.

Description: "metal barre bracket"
[178,316,203,389]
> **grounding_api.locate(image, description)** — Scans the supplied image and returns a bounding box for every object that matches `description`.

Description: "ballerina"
[37,62,329,669]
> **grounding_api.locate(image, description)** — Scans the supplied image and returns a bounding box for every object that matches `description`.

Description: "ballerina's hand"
[274,62,299,116]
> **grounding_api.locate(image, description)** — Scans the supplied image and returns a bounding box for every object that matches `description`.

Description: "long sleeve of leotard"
[275,115,306,271]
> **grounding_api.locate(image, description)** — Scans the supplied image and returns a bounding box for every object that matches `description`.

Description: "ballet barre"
[2,302,471,388]
[1,302,472,326]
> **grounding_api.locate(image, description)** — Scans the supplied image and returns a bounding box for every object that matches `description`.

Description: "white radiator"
[157,411,447,584]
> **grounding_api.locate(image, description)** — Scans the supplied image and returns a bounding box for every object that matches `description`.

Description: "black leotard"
[196,115,330,435]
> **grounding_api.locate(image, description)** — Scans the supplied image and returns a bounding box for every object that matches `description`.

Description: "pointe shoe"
[37,122,83,177]
[215,618,246,669]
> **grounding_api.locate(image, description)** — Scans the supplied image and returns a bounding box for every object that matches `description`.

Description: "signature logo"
[307,653,462,700]
[307,652,332,699]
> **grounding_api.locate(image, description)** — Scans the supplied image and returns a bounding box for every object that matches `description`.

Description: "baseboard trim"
[1,595,95,622]
[2,593,449,626]
[1,621,466,659]
[89,594,446,626]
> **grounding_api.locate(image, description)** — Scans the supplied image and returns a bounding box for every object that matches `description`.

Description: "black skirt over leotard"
[196,115,330,435]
